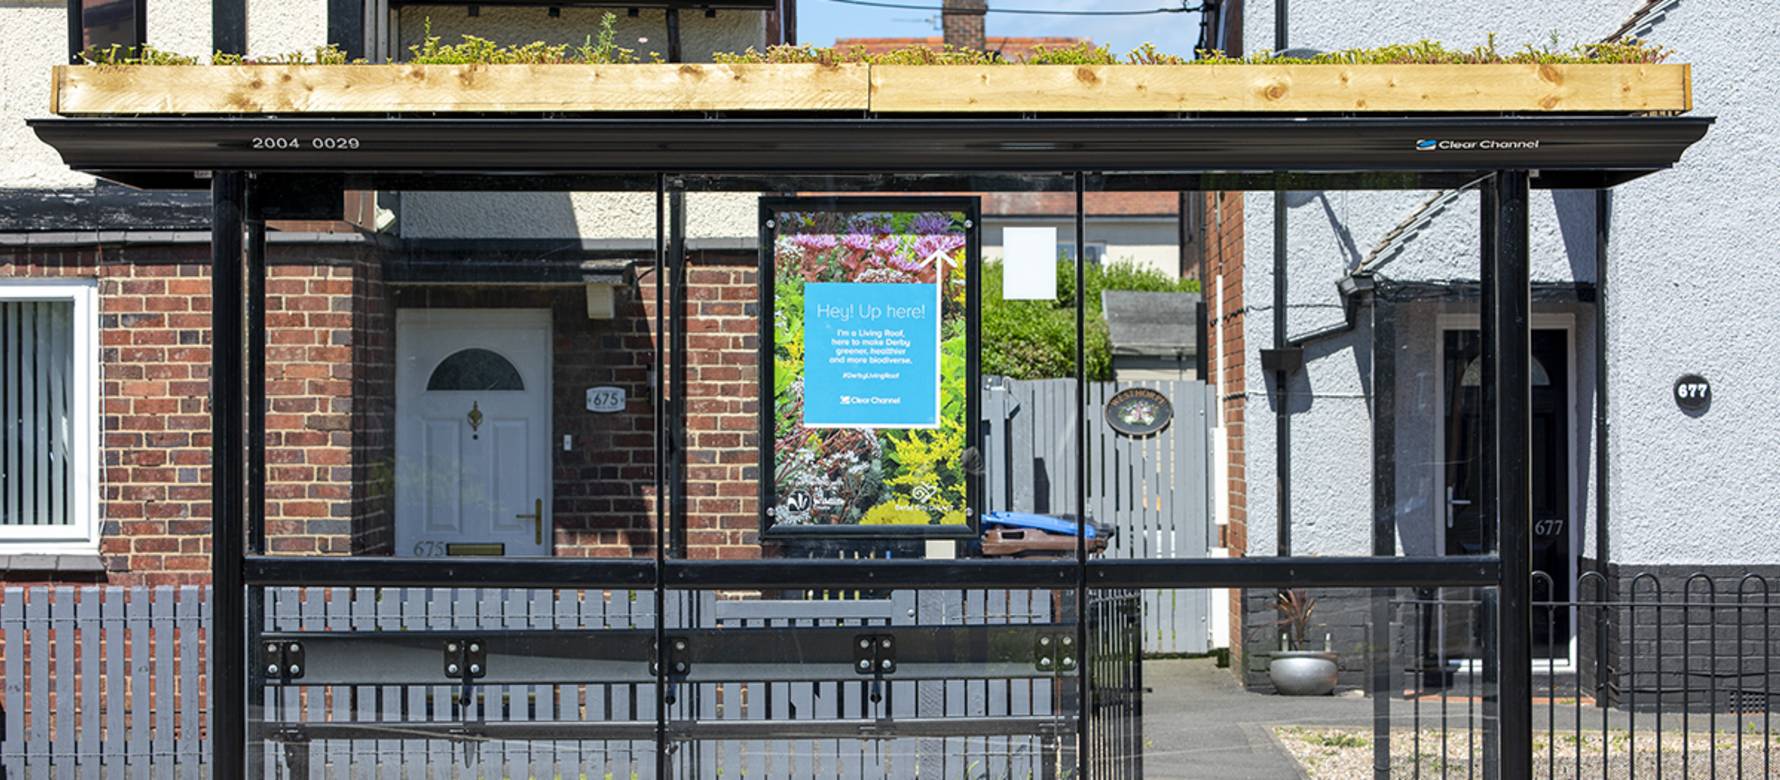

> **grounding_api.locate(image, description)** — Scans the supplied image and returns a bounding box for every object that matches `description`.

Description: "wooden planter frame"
[50,62,1691,116]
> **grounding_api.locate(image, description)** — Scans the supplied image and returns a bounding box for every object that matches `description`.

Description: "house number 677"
[1673,374,1710,412]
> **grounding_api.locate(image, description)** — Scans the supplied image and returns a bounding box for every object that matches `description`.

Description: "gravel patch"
[1276,726,1780,779]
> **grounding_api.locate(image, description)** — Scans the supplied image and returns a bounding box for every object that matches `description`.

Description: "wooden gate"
[981,378,1213,654]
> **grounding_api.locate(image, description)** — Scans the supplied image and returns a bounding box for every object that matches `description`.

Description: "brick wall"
[349,251,395,556]
[262,259,380,559]
[0,247,202,584]
[1204,191,1249,671]
[99,257,218,583]
[677,261,762,559]
[0,243,858,581]
[2,240,390,584]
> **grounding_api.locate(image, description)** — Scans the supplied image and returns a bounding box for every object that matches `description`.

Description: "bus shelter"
[33,91,1709,778]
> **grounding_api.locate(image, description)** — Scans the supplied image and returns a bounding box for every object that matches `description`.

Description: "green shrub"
[982,258,1199,382]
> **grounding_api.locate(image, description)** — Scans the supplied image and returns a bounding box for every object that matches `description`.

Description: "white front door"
[395,309,552,557]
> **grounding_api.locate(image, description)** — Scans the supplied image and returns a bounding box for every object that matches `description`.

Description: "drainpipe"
[1271,0,1291,558]
[665,7,683,63]
[1594,190,1610,571]
[214,0,246,56]
[1273,0,1287,54]
[1593,188,1611,704]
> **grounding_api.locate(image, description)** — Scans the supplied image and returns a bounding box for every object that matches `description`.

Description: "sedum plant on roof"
[77,23,1670,67]
[718,34,1669,65]
[80,43,359,66]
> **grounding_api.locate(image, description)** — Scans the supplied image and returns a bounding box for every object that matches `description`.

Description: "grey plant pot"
[1268,650,1339,696]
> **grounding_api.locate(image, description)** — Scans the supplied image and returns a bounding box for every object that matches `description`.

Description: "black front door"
[1443,328,1572,661]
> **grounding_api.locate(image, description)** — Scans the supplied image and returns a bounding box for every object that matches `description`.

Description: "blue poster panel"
[764,203,977,534]
[801,281,942,428]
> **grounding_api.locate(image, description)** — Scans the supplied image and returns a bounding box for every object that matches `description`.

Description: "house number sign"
[585,386,626,414]
[1673,374,1710,413]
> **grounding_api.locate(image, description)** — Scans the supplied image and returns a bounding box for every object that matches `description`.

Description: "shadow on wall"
[1552,189,1600,283]
[1260,320,1372,417]
[1292,191,1367,273]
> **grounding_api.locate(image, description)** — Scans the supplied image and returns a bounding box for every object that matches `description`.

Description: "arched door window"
[426,348,525,391]
[1459,355,1552,387]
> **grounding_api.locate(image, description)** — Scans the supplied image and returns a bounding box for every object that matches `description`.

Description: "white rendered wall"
[2,0,328,191]
[1238,1,1780,565]
[391,7,767,242]
[2,1,94,189]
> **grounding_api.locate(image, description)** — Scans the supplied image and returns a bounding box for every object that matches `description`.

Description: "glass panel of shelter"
[661,174,1088,774]
[246,184,667,776]
[663,173,1087,566]
[1079,179,1516,780]
[237,171,1539,778]
[245,186,666,563]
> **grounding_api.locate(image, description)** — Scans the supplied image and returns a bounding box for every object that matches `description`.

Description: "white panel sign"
[1001,226,1058,301]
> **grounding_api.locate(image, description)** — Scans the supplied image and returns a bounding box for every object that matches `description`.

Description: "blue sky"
[796,0,1206,58]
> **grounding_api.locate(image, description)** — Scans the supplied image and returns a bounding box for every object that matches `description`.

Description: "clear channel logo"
[1416,138,1540,151]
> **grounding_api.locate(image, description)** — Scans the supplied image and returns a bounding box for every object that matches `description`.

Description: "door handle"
[516,497,543,545]
[1445,487,1472,528]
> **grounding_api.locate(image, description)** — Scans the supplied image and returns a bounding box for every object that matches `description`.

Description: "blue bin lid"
[982,511,1097,539]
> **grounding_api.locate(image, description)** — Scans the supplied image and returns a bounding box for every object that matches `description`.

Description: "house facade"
[1204,0,1780,694]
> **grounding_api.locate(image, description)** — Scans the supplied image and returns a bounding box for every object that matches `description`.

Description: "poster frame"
[757,196,984,540]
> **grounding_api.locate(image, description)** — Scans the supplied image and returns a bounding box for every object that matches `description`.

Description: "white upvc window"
[0,279,100,552]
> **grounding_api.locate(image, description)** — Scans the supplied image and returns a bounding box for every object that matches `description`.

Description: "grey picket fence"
[982,378,1213,654]
[2,585,1102,778]
[1,585,212,778]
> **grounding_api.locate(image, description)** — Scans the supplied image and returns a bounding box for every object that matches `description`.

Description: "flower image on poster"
[763,202,979,534]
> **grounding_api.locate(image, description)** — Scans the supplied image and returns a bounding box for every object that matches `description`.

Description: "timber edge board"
[50,62,1691,116]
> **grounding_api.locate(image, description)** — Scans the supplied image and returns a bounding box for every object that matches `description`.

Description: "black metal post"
[653,174,671,780]
[247,218,266,556]
[668,190,688,560]
[210,170,248,778]
[1074,172,1092,779]
[1488,170,1534,779]
[1477,176,1501,780]
[244,183,268,778]
[1369,293,1395,780]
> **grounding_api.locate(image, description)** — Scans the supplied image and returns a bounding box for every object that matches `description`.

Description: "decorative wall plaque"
[1105,387,1174,436]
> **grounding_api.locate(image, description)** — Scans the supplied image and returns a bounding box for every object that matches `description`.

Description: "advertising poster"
[762,201,979,535]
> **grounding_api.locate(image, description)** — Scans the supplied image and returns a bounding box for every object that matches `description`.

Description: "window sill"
[0,554,108,574]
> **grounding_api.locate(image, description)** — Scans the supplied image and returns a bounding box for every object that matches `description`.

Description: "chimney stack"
[942,0,987,50]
